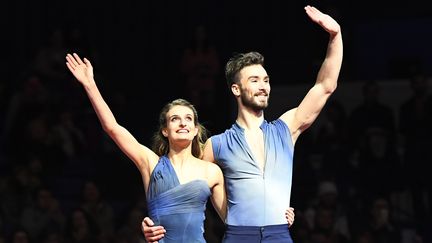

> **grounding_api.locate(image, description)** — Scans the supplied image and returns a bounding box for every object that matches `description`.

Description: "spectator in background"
[40,229,65,243]
[398,72,432,232]
[364,197,401,243]
[20,187,65,242]
[309,206,350,243]
[179,24,221,124]
[63,208,101,243]
[1,74,50,159]
[315,99,348,154]
[10,228,30,243]
[347,80,396,151]
[51,110,87,161]
[79,180,115,243]
[358,127,402,201]
[304,180,351,241]
[313,99,350,189]
[115,205,146,243]
[0,165,34,230]
[32,28,69,88]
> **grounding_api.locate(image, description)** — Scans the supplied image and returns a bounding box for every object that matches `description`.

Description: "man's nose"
[259,80,267,89]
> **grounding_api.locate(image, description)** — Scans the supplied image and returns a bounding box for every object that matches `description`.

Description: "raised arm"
[65,53,158,176]
[280,5,343,144]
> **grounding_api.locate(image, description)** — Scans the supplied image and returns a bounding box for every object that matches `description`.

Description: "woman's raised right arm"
[65,53,158,173]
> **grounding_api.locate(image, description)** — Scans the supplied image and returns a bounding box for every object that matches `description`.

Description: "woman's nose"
[179,119,186,126]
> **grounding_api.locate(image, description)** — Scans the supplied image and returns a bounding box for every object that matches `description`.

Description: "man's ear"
[231,83,240,96]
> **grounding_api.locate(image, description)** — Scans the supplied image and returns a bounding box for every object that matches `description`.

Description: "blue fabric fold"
[147,155,211,243]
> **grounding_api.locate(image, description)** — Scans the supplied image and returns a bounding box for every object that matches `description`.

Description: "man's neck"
[236,107,265,130]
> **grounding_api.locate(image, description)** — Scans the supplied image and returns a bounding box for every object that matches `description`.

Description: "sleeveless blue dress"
[147,155,211,243]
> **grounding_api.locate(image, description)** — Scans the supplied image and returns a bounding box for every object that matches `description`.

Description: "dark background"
[3,0,431,133]
[1,0,431,242]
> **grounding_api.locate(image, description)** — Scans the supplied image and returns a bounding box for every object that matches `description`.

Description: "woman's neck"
[168,145,193,166]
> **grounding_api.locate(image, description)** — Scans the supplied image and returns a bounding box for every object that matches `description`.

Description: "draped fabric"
[147,156,211,243]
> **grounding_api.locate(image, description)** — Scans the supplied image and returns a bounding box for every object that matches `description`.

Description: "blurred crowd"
[1,22,431,243]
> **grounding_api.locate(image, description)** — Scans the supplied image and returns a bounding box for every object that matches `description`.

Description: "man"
[143,5,343,242]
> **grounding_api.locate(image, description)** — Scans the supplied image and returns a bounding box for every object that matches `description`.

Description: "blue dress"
[147,155,211,243]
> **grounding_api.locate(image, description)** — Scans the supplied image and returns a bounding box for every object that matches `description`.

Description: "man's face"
[236,64,271,111]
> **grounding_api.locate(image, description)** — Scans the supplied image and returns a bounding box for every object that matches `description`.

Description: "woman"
[65,53,226,243]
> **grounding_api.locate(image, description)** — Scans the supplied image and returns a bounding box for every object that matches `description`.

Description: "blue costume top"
[147,156,211,243]
[211,119,294,226]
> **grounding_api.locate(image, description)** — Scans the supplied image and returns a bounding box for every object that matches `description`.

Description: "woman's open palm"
[66,53,94,85]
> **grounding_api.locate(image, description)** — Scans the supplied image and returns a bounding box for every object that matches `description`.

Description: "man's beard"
[240,91,269,112]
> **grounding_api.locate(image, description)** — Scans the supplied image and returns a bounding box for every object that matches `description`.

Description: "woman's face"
[162,105,198,143]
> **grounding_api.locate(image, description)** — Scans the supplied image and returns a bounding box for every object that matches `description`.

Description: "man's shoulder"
[265,118,289,130]
[210,124,238,138]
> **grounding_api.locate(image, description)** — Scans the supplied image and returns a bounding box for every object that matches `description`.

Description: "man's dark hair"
[225,51,264,86]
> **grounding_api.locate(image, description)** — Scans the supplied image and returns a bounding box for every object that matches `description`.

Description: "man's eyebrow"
[247,75,269,79]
